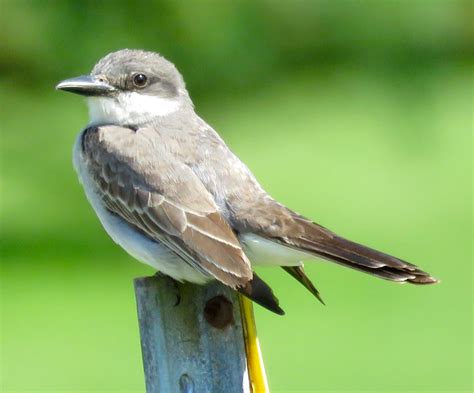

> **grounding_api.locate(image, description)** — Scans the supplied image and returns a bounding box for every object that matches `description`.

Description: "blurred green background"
[1,1,472,392]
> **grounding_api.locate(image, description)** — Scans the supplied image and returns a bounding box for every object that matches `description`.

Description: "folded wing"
[82,125,252,288]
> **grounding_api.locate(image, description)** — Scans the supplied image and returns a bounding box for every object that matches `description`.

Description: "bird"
[56,49,438,315]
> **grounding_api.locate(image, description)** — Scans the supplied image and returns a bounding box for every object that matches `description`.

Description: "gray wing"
[81,125,252,288]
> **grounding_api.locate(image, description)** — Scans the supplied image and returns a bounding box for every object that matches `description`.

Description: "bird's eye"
[133,73,148,88]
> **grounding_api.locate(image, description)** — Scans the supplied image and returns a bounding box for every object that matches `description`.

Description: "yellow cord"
[239,295,270,393]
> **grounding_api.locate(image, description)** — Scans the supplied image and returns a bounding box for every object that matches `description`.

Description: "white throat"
[87,92,180,126]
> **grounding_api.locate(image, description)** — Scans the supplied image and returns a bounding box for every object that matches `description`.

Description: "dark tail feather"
[282,266,325,305]
[304,234,438,284]
[238,273,285,315]
[280,216,439,285]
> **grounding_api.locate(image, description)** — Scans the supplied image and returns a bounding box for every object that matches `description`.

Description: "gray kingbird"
[56,49,438,314]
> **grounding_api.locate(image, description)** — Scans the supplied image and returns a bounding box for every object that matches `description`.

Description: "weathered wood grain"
[134,275,251,393]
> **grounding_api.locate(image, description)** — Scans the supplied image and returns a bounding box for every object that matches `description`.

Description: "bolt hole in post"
[204,295,234,329]
[179,373,195,393]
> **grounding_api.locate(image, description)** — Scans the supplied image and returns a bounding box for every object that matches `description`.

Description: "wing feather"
[82,125,252,288]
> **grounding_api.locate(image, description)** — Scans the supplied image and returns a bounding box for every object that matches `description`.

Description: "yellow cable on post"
[239,295,270,393]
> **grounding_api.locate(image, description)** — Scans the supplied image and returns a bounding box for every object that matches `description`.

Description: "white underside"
[74,133,313,284]
[240,233,311,267]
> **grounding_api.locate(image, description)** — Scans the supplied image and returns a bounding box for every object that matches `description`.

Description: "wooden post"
[134,275,260,393]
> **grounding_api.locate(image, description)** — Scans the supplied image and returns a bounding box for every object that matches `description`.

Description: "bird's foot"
[154,271,181,306]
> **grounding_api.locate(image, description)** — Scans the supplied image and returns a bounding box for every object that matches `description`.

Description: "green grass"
[1,64,472,392]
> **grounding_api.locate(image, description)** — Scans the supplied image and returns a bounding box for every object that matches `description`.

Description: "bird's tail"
[274,214,439,285]
[238,272,285,315]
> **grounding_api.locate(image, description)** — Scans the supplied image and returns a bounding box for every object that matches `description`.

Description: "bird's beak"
[56,75,116,97]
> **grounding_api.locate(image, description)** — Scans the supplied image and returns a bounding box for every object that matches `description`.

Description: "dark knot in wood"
[204,295,234,329]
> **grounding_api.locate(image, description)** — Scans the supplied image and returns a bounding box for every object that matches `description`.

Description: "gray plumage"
[57,49,438,314]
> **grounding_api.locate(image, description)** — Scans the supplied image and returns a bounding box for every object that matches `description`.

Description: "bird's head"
[56,49,192,126]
